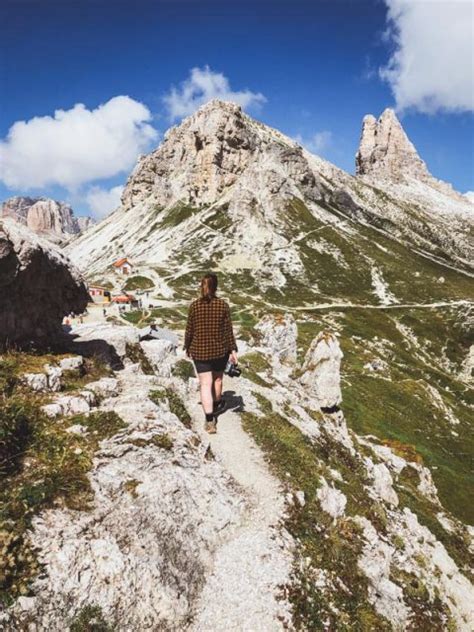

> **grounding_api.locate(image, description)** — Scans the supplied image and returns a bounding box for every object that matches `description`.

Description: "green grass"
[160,202,201,229]
[69,604,114,631]
[128,433,174,451]
[172,359,195,381]
[123,275,154,291]
[125,343,154,375]
[149,388,191,428]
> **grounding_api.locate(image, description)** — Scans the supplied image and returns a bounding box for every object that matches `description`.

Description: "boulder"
[255,314,297,364]
[299,331,343,409]
[71,323,140,360]
[0,219,89,349]
[59,356,84,372]
[140,339,176,376]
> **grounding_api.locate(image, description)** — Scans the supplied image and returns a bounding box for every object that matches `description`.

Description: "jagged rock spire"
[355,108,431,183]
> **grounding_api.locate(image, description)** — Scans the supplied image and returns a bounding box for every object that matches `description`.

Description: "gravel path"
[189,383,294,632]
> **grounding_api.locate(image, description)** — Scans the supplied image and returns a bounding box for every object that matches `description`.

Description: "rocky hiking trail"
[189,385,294,631]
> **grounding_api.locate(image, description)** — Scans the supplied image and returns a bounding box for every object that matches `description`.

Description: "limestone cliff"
[1,196,95,242]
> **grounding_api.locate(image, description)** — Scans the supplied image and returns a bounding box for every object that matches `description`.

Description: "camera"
[225,361,241,378]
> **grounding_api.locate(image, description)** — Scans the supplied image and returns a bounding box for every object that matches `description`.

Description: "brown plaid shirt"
[184,296,238,361]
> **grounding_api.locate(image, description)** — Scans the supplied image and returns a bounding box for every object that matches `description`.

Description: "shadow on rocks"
[53,330,125,371]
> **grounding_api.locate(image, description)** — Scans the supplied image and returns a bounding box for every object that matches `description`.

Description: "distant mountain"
[1,196,95,243]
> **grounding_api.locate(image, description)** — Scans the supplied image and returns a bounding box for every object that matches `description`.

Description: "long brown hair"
[200,273,218,301]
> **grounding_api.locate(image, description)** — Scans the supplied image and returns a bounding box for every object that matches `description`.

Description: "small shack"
[112,257,133,275]
[112,293,137,307]
[88,285,111,304]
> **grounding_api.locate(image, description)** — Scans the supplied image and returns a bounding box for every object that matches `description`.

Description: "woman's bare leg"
[198,371,214,414]
[212,371,224,403]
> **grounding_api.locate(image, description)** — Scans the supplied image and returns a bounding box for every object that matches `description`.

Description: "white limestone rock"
[365,458,399,507]
[255,313,297,364]
[84,377,119,399]
[316,477,347,521]
[44,364,62,392]
[42,394,91,418]
[356,517,410,628]
[299,331,343,409]
[71,323,140,359]
[140,338,176,376]
[59,355,84,372]
[22,372,49,392]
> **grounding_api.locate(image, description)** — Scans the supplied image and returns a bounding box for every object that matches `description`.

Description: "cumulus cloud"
[0,96,158,190]
[163,65,266,120]
[379,0,474,113]
[294,130,332,155]
[85,185,124,218]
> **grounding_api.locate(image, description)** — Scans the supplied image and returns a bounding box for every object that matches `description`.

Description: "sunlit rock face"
[1,196,94,242]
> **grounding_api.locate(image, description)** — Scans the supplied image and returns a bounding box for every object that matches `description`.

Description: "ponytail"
[200,273,218,302]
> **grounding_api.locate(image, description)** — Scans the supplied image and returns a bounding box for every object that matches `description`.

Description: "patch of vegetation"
[69,604,114,632]
[172,359,195,381]
[0,352,126,604]
[125,343,154,375]
[390,567,452,629]
[61,356,112,392]
[123,479,140,498]
[160,202,201,229]
[239,352,272,387]
[88,278,114,290]
[123,275,154,291]
[395,465,473,580]
[149,388,191,428]
[128,434,173,451]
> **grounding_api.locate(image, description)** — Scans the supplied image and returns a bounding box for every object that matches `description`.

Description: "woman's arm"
[184,303,195,354]
[223,303,238,359]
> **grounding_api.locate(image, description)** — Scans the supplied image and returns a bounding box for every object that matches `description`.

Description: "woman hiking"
[184,273,238,434]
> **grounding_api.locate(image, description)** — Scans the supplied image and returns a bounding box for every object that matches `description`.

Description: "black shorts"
[193,352,229,374]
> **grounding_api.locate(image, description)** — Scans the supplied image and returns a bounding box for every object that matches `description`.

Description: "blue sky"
[1,0,473,217]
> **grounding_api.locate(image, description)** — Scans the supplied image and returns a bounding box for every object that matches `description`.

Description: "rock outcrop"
[355,109,430,184]
[0,219,89,348]
[299,331,343,409]
[1,196,94,242]
[355,108,469,203]
[254,313,298,364]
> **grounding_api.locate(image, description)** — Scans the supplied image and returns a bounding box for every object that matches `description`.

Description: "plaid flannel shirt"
[184,296,238,361]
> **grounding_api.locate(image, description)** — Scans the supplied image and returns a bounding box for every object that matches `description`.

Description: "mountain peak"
[355,108,429,183]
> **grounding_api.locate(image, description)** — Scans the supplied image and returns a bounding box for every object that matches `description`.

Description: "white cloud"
[163,65,266,120]
[85,185,124,218]
[294,130,332,155]
[464,191,474,204]
[0,96,158,190]
[379,0,474,113]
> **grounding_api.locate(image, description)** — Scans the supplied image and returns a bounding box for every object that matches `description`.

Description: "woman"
[184,273,238,434]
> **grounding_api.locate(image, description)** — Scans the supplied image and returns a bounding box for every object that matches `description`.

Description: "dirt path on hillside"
[188,383,294,632]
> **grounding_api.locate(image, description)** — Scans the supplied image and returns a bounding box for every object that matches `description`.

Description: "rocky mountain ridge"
[1,196,95,243]
[68,100,473,278]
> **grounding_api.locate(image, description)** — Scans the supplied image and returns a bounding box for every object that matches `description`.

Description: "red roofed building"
[112,257,133,275]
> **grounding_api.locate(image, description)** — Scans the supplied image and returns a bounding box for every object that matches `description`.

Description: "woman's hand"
[230,351,238,365]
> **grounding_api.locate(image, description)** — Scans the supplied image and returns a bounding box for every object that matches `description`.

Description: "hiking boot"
[205,420,217,434]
